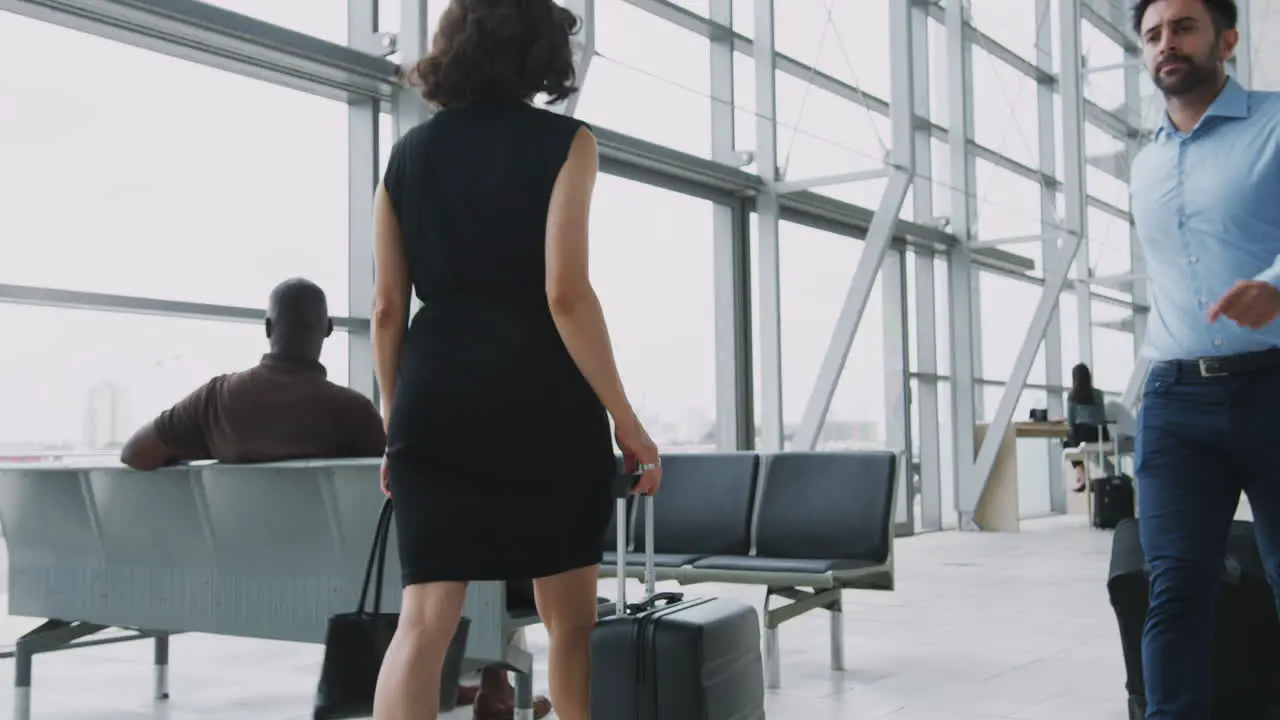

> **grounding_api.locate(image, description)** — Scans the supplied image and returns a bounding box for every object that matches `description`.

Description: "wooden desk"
[973,422,1070,532]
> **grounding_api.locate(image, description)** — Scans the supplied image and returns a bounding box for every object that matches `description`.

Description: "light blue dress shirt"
[1130,77,1280,361]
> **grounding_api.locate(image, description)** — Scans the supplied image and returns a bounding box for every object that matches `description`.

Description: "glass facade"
[0,0,1175,533]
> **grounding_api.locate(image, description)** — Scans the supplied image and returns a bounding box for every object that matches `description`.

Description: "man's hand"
[1207,280,1280,329]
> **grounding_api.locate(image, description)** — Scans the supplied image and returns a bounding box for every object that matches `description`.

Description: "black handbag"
[312,499,471,719]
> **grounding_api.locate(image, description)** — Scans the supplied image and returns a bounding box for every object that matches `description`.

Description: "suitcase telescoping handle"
[614,481,657,616]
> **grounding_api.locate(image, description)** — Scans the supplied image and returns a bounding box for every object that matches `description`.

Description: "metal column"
[1036,0,1067,513]
[754,0,784,452]
[347,0,379,400]
[1061,0,1094,368]
[908,0,942,533]
[710,0,754,450]
[945,0,981,529]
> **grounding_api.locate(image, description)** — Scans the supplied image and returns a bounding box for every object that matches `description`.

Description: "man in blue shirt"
[1130,0,1280,717]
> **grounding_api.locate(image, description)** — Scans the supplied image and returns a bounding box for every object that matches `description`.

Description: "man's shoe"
[472,693,553,720]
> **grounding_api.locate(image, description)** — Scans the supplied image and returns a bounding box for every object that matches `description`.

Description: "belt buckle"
[1198,357,1229,377]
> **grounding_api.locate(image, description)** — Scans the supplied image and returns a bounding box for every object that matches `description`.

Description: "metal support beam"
[1061,0,1094,369]
[0,283,369,329]
[970,234,1087,513]
[885,0,916,536]
[1037,0,1067,514]
[794,170,911,450]
[0,0,399,102]
[754,0,784,452]
[709,0,753,450]
[347,0,379,400]
[908,0,942,533]
[883,247,915,535]
[971,233,1061,249]
[775,168,891,194]
[945,0,981,529]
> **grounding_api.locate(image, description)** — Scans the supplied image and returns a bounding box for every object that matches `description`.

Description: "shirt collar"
[260,352,327,377]
[1155,75,1249,141]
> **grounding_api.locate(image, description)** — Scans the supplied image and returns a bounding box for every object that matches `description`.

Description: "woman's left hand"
[380,456,391,498]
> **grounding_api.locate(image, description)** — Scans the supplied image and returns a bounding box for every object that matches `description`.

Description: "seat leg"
[14,640,32,720]
[153,633,170,700]
[513,670,534,720]
[764,626,781,689]
[829,597,845,672]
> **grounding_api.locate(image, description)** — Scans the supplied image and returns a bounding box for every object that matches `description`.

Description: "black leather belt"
[1158,348,1280,378]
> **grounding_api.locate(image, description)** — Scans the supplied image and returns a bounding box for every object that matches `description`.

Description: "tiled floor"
[0,515,1133,719]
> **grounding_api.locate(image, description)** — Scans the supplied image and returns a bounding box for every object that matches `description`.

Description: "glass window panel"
[576,1,711,158]
[1087,167,1131,212]
[774,73,892,188]
[929,138,953,222]
[1088,207,1133,279]
[749,220,883,448]
[772,0,891,103]
[1091,301,1136,393]
[202,0,347,44]
[968,0,1044,63]
[928,18,949,129]
[1081,21,1126,110]
[0,306,349,455]
[973,158,1044,264]
[1059,290,1082,377]
[0,13,350,309]
[822,261,888,450]
[977,272,1049,384]
[591,175,717,450]
[971,45,1041,168]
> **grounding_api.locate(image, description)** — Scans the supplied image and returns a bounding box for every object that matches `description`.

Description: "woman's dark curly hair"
[412,0,581,108]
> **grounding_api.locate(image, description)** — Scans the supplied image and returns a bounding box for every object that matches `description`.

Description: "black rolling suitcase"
[589,489,766,720]
[1086,424,1134,529]
[1108,518,1280,719]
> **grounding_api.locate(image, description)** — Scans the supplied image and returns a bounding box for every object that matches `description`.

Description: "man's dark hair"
[412,0,580,108]
[266,278,332,357]
[1132,0,1238,36]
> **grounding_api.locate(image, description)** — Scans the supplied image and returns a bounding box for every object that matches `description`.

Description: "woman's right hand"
[615,415,662,496]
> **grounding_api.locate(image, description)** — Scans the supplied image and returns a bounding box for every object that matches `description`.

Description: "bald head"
[265,278,333,359]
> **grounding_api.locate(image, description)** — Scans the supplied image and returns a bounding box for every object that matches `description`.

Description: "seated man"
[121,278,550,719]
[120,278,386,468]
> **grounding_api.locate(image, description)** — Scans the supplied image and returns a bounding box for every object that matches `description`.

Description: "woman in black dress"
[367,2,662,719]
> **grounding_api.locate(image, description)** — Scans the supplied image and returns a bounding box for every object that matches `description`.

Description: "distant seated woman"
[1064,362,1109,493]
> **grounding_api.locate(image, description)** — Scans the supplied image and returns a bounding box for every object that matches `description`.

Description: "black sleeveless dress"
[382,102,616,585]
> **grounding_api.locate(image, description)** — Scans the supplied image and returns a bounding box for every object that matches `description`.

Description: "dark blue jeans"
[1137,362,1280,719]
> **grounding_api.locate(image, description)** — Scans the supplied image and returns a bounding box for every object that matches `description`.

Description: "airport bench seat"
[0,460,567,720]
[600,450,899,688]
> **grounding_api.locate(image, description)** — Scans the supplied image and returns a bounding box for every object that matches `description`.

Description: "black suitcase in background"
[589,490,766,720]
[1084,427,1135,529]
[1092,474,1135,529]
[1108,518,1280,719]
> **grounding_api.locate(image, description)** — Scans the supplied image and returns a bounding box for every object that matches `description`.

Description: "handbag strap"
[357,498,394,615]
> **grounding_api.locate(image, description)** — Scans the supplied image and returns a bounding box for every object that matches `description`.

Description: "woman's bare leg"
[372,581,468,720]
[533,565,601,720]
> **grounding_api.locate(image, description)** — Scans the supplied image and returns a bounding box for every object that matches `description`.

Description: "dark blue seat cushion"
[630,453,760,557]
[754,451,896,564]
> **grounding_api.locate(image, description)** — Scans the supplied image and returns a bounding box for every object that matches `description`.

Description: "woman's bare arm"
[545,127,636,428]
[371,181,411,428]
